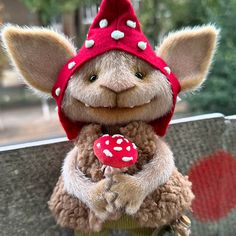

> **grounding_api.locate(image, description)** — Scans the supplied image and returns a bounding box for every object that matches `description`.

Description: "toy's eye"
[135,72,144,80]
[89,75,98,82]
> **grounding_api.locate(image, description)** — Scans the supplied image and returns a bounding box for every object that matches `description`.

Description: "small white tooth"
[130,106,135,108]
[146,100,151,104]
[85,104,90,107]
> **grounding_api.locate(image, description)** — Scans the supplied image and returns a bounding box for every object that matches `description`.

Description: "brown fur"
[61,122,175,221]
[157,25,219,92]
[1,26,76,93]
[49,122,194,232]
[1,24,218,232]
[49,171,193,232]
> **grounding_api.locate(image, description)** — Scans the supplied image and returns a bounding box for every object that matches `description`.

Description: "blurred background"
[0,0,235,146]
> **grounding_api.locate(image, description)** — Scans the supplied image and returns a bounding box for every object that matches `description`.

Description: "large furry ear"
[1,25,76,93]
[157,25,219,92]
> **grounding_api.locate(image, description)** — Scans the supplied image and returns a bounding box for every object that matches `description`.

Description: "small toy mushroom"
[93,134,138,177]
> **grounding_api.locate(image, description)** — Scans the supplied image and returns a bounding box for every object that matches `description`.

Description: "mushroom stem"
[102,165,120,177]
[101,165,121,194]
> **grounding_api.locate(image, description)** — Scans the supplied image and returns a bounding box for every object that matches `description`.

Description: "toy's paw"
[88,179,109,220]
[109,174,146,215]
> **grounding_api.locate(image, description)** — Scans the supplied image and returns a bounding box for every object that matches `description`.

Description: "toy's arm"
[135,136,174,194]
[62,124,109,220]
[62,147,95,204]
[108,122,174,215]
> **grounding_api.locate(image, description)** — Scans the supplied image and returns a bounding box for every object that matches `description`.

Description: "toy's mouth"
[74,96,156,110]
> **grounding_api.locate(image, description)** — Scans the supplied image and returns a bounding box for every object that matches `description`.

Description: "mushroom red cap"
[52,0,181,140]
[93,134,138,169]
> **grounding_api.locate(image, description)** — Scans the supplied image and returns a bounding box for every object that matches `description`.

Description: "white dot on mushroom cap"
[164,66,171,75]
[55,88,61,96]
[122,157,133,162]
[99,19,108,28]
[116,139,123,144]
[68,61,76,70]
[111,30,125,40]
[126,146,131,151]
[126,20,136,28]
[114,147,122,151]
[103,134,109,137]
[96,143,101,148]
[124,138,129,143]
[138,41,147,50]
[112,134,124,138]
[132,143,137,149]
[105,140,110,145]
[103,149,113,157]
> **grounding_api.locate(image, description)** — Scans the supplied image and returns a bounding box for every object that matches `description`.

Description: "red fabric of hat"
[52,0,181,140]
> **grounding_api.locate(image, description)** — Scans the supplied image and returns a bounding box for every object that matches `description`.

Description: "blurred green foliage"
[139,0,236,115]
[21,0,100,25]
[184,0,236,115]
[21,0,236,115]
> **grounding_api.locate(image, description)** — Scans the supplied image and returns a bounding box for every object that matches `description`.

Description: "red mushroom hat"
[93,134,138,169]
[52,0,181,140]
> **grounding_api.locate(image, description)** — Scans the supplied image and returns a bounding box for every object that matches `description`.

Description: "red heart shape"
[93,134,138,169]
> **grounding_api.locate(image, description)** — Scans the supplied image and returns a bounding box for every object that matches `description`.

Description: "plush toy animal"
[1,0,218,234]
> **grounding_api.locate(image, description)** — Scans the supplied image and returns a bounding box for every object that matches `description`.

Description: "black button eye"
[135,72,144,80]
[89,75,98,82]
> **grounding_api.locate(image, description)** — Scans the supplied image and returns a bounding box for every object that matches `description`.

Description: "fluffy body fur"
[61,122,175,221]
[1,24,219,233]
[49,122,194,232]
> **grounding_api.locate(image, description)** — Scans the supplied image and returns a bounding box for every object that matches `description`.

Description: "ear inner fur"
[157,25,219,92]
[1,26,76,93]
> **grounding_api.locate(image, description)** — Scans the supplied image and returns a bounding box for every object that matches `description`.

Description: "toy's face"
[1,25,218,134]
[62,50,173,125]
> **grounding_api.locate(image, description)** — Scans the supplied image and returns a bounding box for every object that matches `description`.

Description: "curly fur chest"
[75,122,157,182]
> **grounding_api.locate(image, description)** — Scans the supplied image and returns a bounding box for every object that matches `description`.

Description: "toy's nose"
[100,76,135,93]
